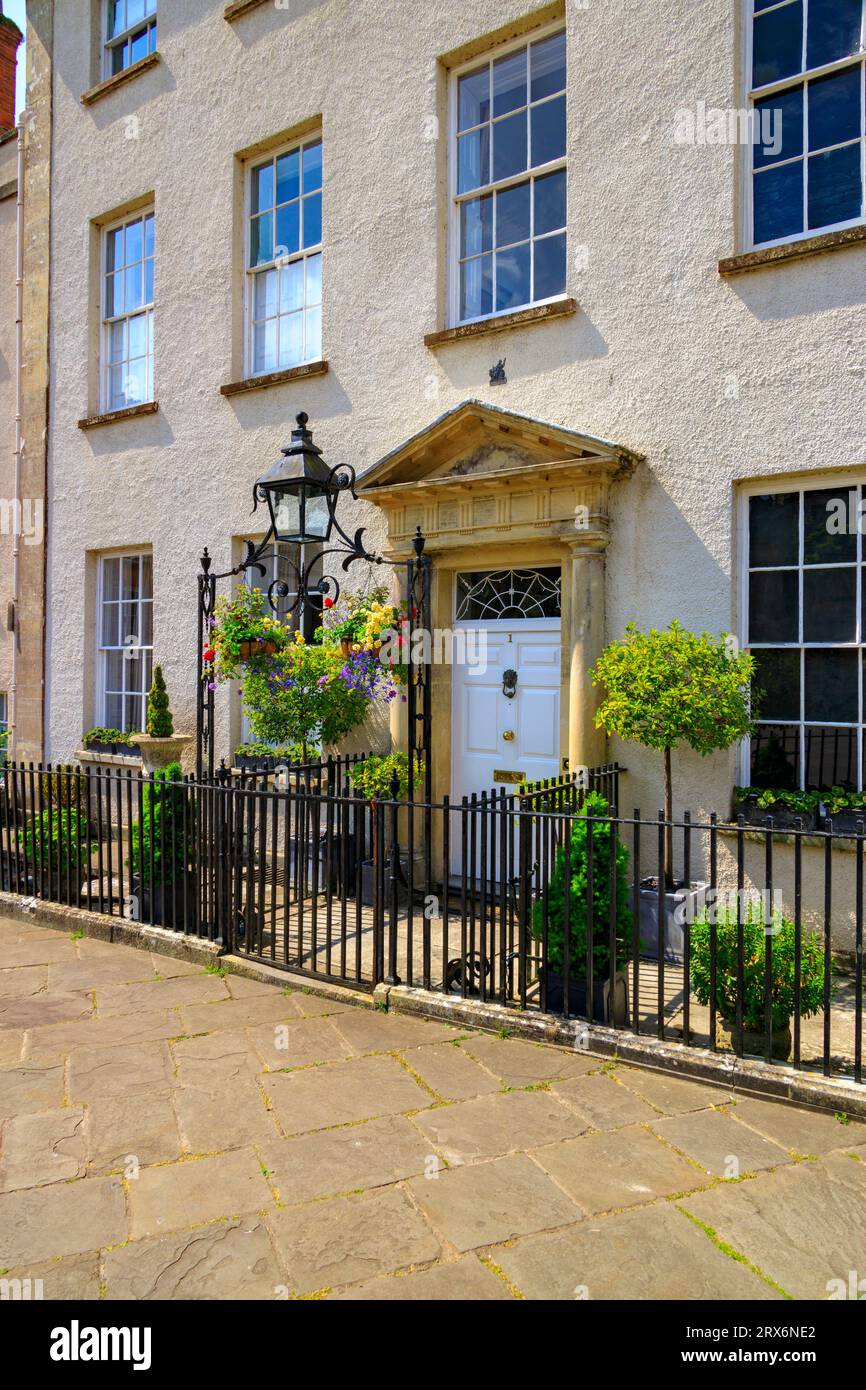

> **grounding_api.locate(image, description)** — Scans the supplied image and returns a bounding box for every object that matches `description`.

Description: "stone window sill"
[78,402,159,430]
[424,298,577,348]
[220,360,328,397]
[719,225,866,276]
[224,0,270,19]
[81,53,161,107]
[77,749,142,768]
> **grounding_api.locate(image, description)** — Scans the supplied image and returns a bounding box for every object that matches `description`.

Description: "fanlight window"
[455,567,561,620]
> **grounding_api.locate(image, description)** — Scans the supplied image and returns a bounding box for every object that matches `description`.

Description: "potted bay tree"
[592,622,755,963]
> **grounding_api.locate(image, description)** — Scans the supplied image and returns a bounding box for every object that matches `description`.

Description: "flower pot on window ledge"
[131,734,192,774]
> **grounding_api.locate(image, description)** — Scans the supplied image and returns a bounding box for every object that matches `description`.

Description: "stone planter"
[715,1016,792,1062]
[638,880,707,964]
[132,734,192,774]
[541,968,629,1025]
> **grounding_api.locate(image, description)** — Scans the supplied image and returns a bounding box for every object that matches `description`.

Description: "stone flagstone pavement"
[1,915,865,1301]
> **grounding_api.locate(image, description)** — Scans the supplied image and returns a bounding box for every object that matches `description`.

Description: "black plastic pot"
[820,811,866,836]
[733,798,816,832]
[84,739,112,755]
[541,968,629,1026]
[112,742,140,758]
[133,873,198,930]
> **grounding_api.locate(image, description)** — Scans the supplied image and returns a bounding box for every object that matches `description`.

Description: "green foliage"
[84,727,133,747]
[206,586,288,684]
[234,741,318,763]
[592,621,756,758]
[242,640,368,758]
[531,792,632,977]
[690,904,825,1031]
[734,786,820,814]
[145,665,174,738]
[128,762,193,887]
[347,752,425,800]
[20,808,93,873]
[819,787,866,816]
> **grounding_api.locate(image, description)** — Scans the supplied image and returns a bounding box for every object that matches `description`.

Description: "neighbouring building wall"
[41,0,864,829]
[0,6,22,756]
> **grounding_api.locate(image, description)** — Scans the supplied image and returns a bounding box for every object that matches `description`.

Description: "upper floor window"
[246,137,323,376]
[106,0,157,77]
[102,209,155,412]
[749,0,866,247]
[450,26,567,325]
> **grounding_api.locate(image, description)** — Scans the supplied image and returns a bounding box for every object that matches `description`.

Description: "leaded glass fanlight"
[455,567,561,620]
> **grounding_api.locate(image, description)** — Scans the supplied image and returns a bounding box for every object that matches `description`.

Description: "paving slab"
[616,1065,733,1116]
[532,1123,710,1215]
[0,965,49,998]
[49,953,156,991]
[0,1029,23,1065]
[171,1029,265,1085]
[285,990,360,1018]
[0,1060,65,1115]
[0,1106,87,1192]
[328,1253,512,1300]
[85,1092,183,1175]
[679,1152,866,1299]
[175,1076,279,1151]
[247,1016,355,1070]
[104,1219,284,1300]
[413,1089,588,1166]
[1,1254,101,1301]
[263,1054,431,1136]
[225,974,283,1000]
[68,1041,174,1102]
[0,1176,127,1266]
[551,1072,660,1129]
[652,1110,793,1178]
[0,937,76,968]
[267,1187,441,1294]
[495,1204,781,1300]
[399,1042,502,1101]
[730,1096,866,1156]
[26,1008,180,1059]
[96,973,229,1017]
[179,994,301,1035]
[0,990,92,1031]
[127,1148,273,1239]
[150,954,206,978]
[458,1034,599,1087]
[329,1009,465,1054]
[260,1115,432,1205]
[408,1152,583,1251]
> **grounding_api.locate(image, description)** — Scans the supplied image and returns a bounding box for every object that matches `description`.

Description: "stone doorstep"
[4,892,865,1120]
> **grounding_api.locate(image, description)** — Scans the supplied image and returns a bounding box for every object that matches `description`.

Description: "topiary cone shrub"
[146,665,174,738]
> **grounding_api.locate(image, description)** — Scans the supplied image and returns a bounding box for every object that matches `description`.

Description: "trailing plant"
[83,727,130,747]
[241,634,369,761]
[347,752,425,800]
[530,792,632,978]
[128,762,193,888]
[204,586,288,685]
[690,903,825,1032]
[20,808,93,874]
[592,622,756,889]
[145,665,174,738]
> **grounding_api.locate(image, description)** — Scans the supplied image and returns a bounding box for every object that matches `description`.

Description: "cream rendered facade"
[33,0,865,824]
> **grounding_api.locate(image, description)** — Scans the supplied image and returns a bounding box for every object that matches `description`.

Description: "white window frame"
[743,0,866,251]
[243,135,323,379]
[104,0,157,79]
[101,207,155,414]
[738,473,866,790]
[95,552,154,735]
[448,20,568,328]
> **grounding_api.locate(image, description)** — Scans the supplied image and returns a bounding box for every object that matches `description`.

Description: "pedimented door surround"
[357,399,643,802]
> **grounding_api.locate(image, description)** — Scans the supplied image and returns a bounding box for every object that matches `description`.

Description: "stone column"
[567,538,608,776]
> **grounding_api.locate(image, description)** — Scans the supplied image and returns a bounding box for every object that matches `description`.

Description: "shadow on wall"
[721,247,866,323]
[432,310,609,396]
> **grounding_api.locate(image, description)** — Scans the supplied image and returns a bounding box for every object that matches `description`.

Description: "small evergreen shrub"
[690,904,825,1032]
[145,666,174,738]
[129,762,192,887]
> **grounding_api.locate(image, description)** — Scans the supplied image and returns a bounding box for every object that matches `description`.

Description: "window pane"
[534,232,566,300]
[808,143,863,230]
[130,28,149,65]
[105,272,123,318]
[461,193,493,258]
[805,725,858,791]
[108,1,125,39]
[302,140,322,194]
[495,241,531,311]
[144,257,154,304]
[110,41,127,76]
[124,695,142,734]
[754,87,803,169]
[106,226,123,273]
[254,319,277,374]
[807,0,863,69]
[749,492,799,567]
[805,648,859,723]
[108,365,126,410]
[753,160,804,243]
[750,724,800,789]
[121,601,139,645]
[121,556,139,601]
[460,254,493,319]
[753,0,804,87]
[275,202,300,259]
[493,109,527,181]
[144,213,155,258]
[305,253,322,307]
[252,161,275,215]
[276,148,300,205]
[125,263,143,311]
[140,600,153,648]
[125,218,143,265]
[302,192,322,249]
[278,311,303,369]
[492,48,526,118]
[534,168,566,234]
[530,31,566,102]
[128,312,147,360]
[105,650,125,690]
[140,553,153,599]
[254,268,277,319]
[278,261,302,314]
[457,127,490,194]
[752,648,800,721]
[250,212,274,267]
[804,486,858,564]
[808,67,861,153]
[103,557,120,602]
[101,602,119,647]
[124,358,147,404]
[305,304,322,360]
[105,693,124,730]
[496,180,530,246]
[530,95,565,167]
[108,321,125,364]
[749,570,799,643]
[458,65,490,131]
[804,567,857,642]
[128,0,146,24]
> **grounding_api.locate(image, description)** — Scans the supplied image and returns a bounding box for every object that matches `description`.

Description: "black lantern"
[254,412,334,544]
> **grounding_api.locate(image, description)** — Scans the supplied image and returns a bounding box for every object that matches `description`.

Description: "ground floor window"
[97,552,153,734]
[745,480,865,790]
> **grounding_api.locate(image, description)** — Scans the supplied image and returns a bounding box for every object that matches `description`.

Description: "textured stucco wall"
[42,0,865,820]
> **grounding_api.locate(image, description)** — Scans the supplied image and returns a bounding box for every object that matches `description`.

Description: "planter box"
[819,811,866,836]
[112,742,140,758]
[542,968,629,1026]
[716,1016,792,1062]
[638,881,707,964]
[359,855,410,908]
[733,798,816,832]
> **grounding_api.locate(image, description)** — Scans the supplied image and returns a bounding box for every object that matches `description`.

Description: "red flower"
[323,597,335,609]
[202,647,215,663]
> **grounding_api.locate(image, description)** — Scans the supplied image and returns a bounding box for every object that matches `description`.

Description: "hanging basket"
[339,637,354,658]
[238,639,279,661]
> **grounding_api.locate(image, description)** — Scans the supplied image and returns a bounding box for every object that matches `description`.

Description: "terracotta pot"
[339,637,354,658]
[238,639,278,660]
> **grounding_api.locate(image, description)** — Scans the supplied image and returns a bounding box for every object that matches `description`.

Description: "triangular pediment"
[357,400,641,497]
